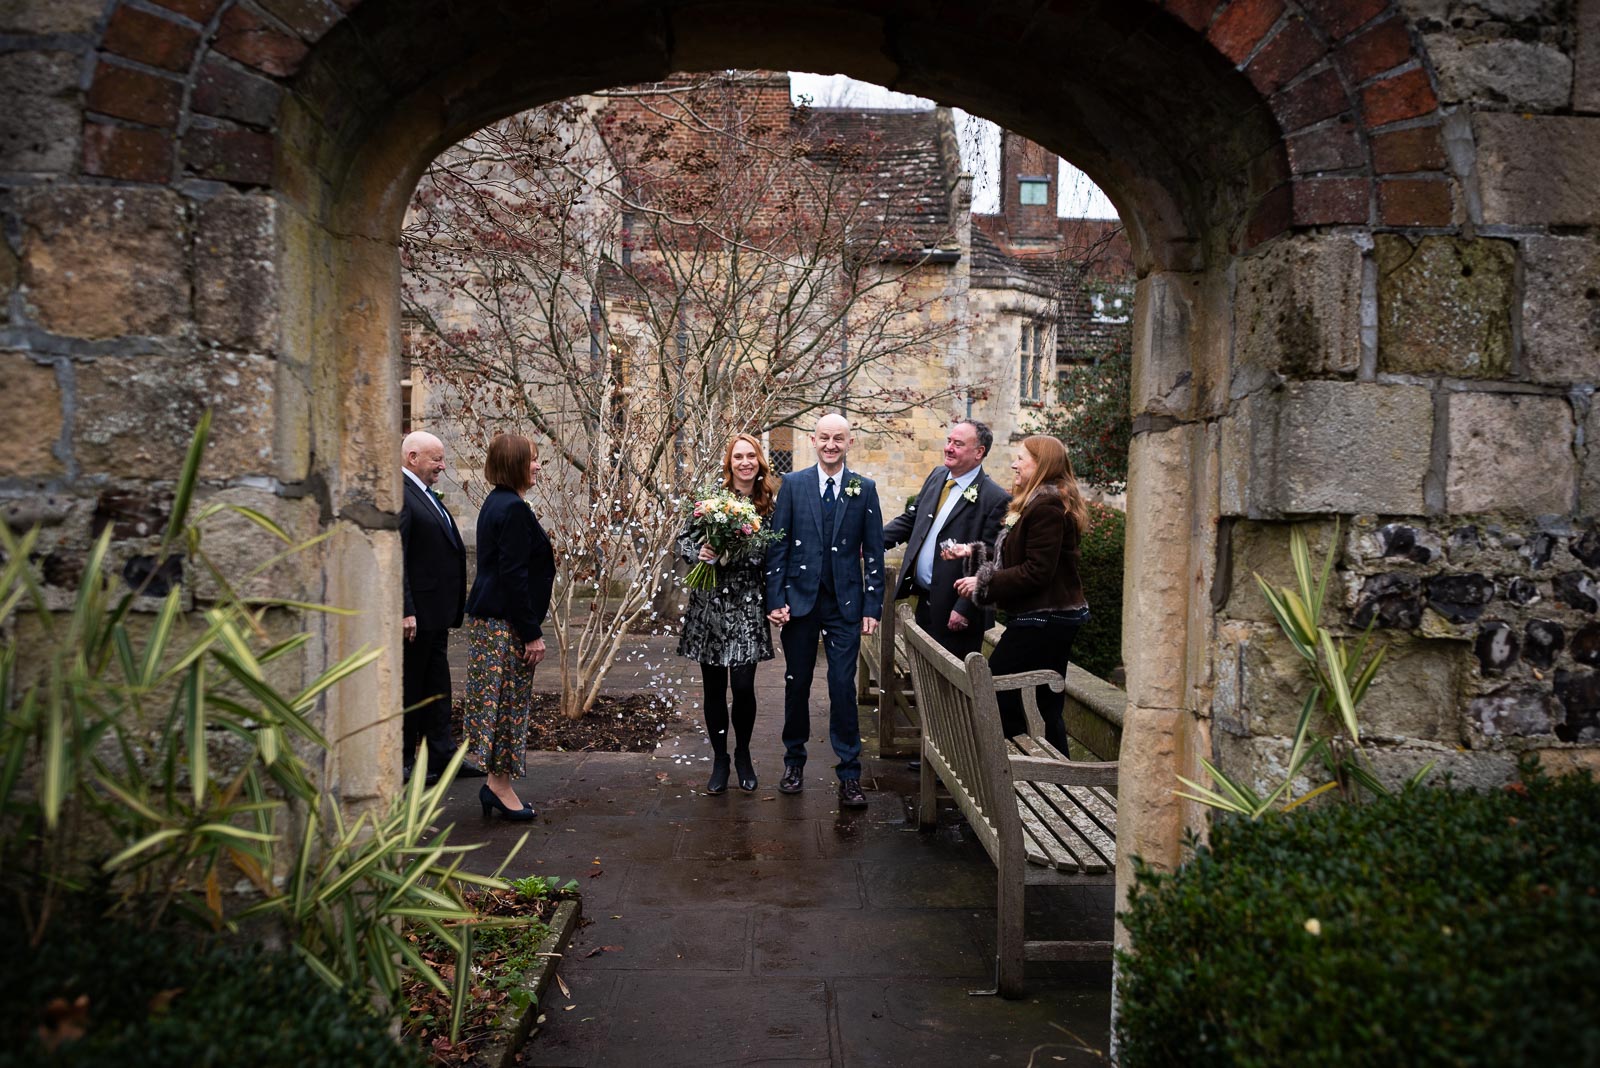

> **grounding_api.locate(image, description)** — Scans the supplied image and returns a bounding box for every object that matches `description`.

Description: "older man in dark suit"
[400,430,469,785]
[883,420,1010,658]
[765,413,886,808]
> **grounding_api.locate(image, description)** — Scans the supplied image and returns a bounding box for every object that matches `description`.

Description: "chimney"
[999,130,1059,245]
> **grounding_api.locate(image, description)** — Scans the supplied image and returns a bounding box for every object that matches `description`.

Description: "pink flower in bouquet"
[682,486,781,592]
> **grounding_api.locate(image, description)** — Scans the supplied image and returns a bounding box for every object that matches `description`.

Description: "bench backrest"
[898,603,1023,861]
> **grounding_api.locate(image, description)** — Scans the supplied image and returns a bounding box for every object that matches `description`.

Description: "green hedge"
[1074,501,1124,681]
[1116,767,1600,1067]
[1,920,423,1068]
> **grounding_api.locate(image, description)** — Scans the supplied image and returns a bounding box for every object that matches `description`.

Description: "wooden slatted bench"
[857,565,920,756]
[898,603,1119,997]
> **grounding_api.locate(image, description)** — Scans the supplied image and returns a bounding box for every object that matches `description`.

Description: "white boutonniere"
[1002,512,1019,529]
[844,477,862,497]
[961,485,979,504]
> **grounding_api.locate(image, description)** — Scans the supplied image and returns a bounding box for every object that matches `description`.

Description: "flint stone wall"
[1220,516,1600,761]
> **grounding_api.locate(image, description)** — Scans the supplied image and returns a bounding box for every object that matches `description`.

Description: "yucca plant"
[1177,520,1431,819]
[0,414,515,1041]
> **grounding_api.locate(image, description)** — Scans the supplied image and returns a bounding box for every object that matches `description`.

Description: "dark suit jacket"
[400,474,466,631]
[465,487,556,641]
[883,466,1010,626]
[764,465,886,625]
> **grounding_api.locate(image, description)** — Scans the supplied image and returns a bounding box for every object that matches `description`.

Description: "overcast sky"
[789,72,1119,219]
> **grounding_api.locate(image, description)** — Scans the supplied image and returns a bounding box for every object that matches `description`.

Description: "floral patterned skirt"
[463,615,534,778]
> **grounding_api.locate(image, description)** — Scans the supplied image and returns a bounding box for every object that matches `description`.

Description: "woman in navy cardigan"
[463,432,555,820]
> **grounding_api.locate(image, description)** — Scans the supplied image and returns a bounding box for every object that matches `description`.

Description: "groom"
[765,412,886,808]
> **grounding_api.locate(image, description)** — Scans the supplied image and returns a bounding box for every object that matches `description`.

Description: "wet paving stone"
[832,977,1114,1067]
[624,858,866,910]
[534,814,687,862]
[860,858,997,909]
[439,644,1112,1065]
[753,908,989,978]
[675,816,827,861]
[564,907,752,972]
[596,975,831,1065]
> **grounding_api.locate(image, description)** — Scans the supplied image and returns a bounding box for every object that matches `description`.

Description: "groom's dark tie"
[821,476,837,594]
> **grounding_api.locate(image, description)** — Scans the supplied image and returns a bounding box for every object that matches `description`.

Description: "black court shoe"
[734,749,757,792]
[480,784,537,821]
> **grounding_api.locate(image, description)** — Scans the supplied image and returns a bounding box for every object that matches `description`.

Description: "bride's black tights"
[701,663,757,757]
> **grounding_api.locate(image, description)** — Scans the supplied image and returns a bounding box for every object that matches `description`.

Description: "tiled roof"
[970,226,1071,293]
[970,215,1132,292]
[799,108,957,252]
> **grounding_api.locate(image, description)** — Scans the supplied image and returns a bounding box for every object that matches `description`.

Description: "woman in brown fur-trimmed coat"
[947,434,1090,755]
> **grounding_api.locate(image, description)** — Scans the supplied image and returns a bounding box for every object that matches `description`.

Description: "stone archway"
[15,0,1593,935]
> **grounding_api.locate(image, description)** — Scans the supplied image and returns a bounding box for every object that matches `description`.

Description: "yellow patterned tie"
[934,477,956,516]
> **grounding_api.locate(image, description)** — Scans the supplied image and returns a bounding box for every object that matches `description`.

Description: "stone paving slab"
[595,975,833,1067]
[674,816,830,861]
[621,858,868,911]
[567,907,754,972]
[859,858,998,909]
[432,638,1114,1067]
[751,908,991,978]
[831,978,1113,1067]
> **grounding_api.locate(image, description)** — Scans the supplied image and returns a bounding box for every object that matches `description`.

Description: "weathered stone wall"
[964,284,1056,451]
[1203,0,1600,786]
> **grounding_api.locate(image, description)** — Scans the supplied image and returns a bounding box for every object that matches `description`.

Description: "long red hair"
[721,434,780,515]
[1007,435,1089,534]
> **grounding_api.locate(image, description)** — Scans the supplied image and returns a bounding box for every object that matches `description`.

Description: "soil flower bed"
[402,876,579,1067]
[452,693,673,754]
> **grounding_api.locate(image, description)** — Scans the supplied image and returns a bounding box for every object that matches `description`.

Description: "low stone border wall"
[479,897,583,1068]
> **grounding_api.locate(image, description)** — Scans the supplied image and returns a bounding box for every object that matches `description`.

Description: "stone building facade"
[966,131,1136,467]
[1,0,1598,928]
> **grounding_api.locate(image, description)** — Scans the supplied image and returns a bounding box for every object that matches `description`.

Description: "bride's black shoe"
[706,754,731,795]
[734,749,757,792]
[480,783,536,821]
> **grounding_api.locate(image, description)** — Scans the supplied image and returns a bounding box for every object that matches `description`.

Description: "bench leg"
[996,866,1025,998]
[917,740,937,830]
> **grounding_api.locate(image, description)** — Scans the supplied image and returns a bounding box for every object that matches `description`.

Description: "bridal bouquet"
[682,488,779,592]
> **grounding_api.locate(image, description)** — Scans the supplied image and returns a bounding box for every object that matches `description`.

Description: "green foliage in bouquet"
[680,485,781,592]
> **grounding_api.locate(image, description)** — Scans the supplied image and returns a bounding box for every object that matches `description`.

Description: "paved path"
[437,636,1115,1067]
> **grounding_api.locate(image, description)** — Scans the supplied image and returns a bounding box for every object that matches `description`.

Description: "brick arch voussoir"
[83,0,339,188]
[81,0,1453,240]
[1162,0,1453,239]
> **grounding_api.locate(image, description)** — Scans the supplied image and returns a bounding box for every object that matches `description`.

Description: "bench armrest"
[991,669,1064,738]
[991,669,1066,693]
[1008,754,1119,787]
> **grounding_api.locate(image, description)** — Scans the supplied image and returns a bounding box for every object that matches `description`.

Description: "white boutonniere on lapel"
[844,477,862,497]
[1002,511,1019,529]
[961,485,979,505]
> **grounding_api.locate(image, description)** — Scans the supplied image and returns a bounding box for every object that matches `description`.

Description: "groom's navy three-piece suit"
[764,465,886,781]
